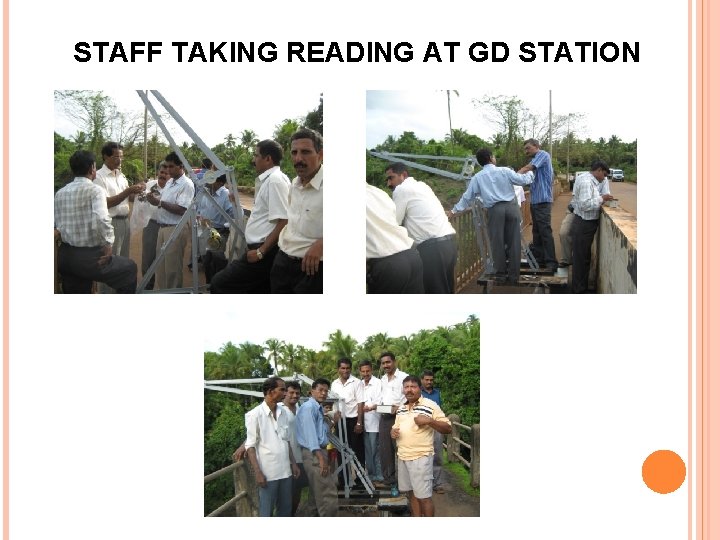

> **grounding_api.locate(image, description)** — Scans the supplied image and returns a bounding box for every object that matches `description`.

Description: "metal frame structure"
[135,90,247,293]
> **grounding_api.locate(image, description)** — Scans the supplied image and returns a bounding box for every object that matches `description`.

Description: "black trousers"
[58,243,137,294]
[379,414,398,485]
[571,214,600,293]
[367,248,424,293]
[416,235,457,294]
[530,202,558,270]
[270,250,323,294]
[210,243,278,294]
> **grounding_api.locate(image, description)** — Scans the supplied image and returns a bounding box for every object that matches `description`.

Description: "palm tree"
[446,90,459,146]
[323,330,358,360]
[264,338,284,375]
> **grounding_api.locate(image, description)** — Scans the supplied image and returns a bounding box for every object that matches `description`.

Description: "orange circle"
[642,450,686,494]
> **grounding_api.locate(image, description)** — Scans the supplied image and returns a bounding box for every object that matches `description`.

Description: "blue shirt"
[197,185,234,228]
[295,397,329,452]
[421,387,442,407]
[453,164,534,211]
[528,149,554,204]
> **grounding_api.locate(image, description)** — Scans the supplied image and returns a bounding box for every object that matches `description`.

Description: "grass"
[443,455,480,498]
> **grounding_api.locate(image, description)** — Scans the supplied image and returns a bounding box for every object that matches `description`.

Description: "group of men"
[234,353,452,517]
[54,128,324,294]
[366,163,458,294]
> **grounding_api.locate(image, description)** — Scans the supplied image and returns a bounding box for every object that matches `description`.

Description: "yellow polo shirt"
[392,397,450,461]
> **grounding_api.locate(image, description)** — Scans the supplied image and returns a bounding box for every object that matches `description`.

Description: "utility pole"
[548,90,553,159]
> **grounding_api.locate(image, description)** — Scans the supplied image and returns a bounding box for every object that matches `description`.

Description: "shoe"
[558,262,569,268]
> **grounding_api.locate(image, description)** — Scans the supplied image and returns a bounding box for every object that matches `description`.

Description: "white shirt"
[245,401,292,482]
[392,177,455,243]
[278,165,323,258]
[361,376,383,432]
[157,174,195,225]
[366,184,414,258]
[279,402,301,465]
[144,179,165,221]
[331,375,364,418]
[94,164,130,217]
[381,369,409,407]
[245,166,291,244]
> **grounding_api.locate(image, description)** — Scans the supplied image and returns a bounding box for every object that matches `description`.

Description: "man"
[366,183,424,293]
[141,162,169,290]
[358,359,383,484]
[518,138,558,272]
[558,170,611,269]
[211,139,290,293]
[391,375,452,517]
[244,377,300,517]
[144,151,195,290]
[420,370,450,494]
[296,378,338,516]
[571,160,614,293]
[232,380,311,516]
[330,358,365,489]
[270,128,323,294]
[378,351,408,488]
[197,174,235,283]
[448,148,534,284]
[93,141,145,293]
[385,163,457,293]
[54,150,137,293]
[281,381,313,515]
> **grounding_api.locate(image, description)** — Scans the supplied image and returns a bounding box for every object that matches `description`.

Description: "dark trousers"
[416,234,457,294]
[270,250,323,294]
[530,202,557,269]
[337,416,366,487]
[379,414,397,484]
[58,243,137,294]
[367,248,424,293]
[487,200,522,281]
[571,214,600,293]
[210,243,278,294]
[141,219,160,290]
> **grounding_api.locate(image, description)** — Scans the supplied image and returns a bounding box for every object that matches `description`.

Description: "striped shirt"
[528,149,554,204]
[54,177,115,247]
[573,172,608,221]
[393,397,450,460]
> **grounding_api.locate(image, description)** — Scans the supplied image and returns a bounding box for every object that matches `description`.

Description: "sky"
[202,307,477,353]
[366,89,638,150]
[54,88,323,147]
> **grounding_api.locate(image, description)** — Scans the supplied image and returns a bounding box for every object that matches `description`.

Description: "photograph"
[53,89,324,294]
[203,313,480,518]
[366,90,637,294]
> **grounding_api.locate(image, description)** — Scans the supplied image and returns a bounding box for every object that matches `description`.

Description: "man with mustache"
[391,375,451,517]
[211,139,290,293]
[270,128,324,293]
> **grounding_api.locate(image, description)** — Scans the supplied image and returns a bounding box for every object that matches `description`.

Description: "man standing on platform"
[378,351,408,488]
[296,378,338,516]
[330,358,365,490]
